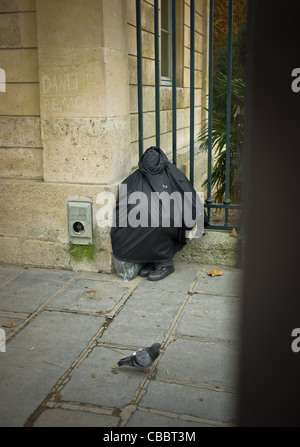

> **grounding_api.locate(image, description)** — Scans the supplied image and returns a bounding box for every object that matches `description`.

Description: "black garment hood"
[138,146,168,175]
[111,146,206,264]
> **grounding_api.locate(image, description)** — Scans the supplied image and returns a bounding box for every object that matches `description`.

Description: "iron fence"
[135,0,242,230]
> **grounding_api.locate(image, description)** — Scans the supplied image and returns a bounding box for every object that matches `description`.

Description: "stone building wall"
[0,0,209,272]
[0,0,41,180]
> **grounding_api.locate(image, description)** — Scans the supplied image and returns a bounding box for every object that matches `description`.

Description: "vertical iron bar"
[205,0,214,222]
[136,0,143,158]
[172,0,177,165]
[154,0,160,147]
[224,0,233,225]
[190,0,195,186]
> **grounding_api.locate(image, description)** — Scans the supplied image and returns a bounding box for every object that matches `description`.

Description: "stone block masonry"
[0,0,221,273]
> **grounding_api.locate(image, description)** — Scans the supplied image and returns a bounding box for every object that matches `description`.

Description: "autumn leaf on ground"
[230,228,238,238]
[86,290,97,293]
[207,269,224,277]
[2,322,17,328]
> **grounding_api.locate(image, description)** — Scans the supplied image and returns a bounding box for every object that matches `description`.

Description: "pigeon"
[117,343,161,372]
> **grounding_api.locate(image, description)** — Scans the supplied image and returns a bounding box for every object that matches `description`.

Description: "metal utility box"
[68,202,93,245]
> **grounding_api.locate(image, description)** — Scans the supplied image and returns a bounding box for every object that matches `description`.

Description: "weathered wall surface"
[0,0,210,272]
[0,179,117,271]
[36,0,132,184]
[0,0,42,180]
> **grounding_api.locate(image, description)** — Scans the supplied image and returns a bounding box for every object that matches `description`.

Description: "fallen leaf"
[2,322,16,328]
[91,373,96,378]
[204,310,208,314]
[111,366,118,369]
[194,314,203,317]
[207,269,224,277]
[86,289,97,293]
[166,370,170,375]
[230,228,238,238]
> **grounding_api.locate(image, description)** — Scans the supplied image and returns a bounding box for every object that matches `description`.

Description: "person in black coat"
[111,146,207,281]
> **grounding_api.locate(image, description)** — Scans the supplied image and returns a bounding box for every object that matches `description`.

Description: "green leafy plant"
[198,71,245,204]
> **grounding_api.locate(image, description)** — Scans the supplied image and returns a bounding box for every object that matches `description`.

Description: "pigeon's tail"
[117,357,132,367]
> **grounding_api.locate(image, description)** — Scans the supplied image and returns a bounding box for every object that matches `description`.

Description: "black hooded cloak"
[110,146,206,264]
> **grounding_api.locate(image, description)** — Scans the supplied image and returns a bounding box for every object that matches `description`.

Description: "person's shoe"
[147,265,175,281]
[139,263,154,277]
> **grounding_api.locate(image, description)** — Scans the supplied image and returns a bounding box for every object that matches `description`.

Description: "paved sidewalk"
[0,261,242,427]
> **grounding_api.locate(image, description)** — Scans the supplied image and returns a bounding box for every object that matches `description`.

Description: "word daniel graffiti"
[96,185,204,238]
[42,72,86,113]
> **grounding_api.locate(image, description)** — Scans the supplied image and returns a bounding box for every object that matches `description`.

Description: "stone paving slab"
[60,346,146,409]
[0,314,26,337]
[156,339,239,391]
[33,408,119,427]
[0,265,21,282]
[0,262,242,427]
[0,310,104,427]
[138,380,237,423]
[0,270,75,313]
[99,285,184,347]
[126,410,214,427]
[176,294,241,343]
[194,267,242,297]
[100,266,198,347]
[49,278,128,314]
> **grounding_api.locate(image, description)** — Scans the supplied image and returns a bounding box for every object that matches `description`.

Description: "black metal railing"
[135,0,242,230]
[205,0,241,229]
